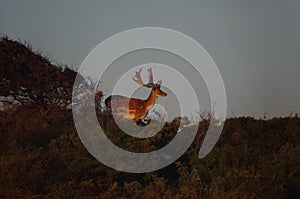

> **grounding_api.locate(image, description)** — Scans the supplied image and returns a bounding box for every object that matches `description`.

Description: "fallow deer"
[105,68,167,126]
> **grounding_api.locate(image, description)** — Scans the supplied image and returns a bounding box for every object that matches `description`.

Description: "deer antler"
[132,68,144,86]
[147,68,153,83]
[132,68,154,88]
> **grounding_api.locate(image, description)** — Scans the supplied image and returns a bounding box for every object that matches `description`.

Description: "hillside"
[0,38,299,198]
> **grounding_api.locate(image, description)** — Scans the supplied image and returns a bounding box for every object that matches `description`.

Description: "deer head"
[132,68,167,97]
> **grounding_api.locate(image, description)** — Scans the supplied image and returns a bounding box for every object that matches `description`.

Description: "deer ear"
[157,80,162,86]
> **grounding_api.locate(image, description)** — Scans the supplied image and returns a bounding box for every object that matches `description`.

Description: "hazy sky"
[1,0,300,118]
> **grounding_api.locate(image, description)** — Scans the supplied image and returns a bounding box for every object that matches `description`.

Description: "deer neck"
[145,90,157,110]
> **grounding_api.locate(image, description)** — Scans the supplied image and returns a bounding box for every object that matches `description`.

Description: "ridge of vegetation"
[0,38,299,198]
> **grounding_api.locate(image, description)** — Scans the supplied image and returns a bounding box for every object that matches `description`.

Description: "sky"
[1,0,300,118]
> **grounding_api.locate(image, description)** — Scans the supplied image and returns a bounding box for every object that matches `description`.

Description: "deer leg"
[142,112,151,125]
[136,119,147,127]
[143,118,151,125]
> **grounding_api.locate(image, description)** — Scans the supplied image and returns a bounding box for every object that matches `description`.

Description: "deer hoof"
[144,119,151,124]
[136,119,146,127]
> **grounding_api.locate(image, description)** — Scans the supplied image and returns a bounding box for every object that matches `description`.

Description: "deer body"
[105,68,167,126]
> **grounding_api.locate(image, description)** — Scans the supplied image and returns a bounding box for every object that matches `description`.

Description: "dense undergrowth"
[0,38,299,198]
